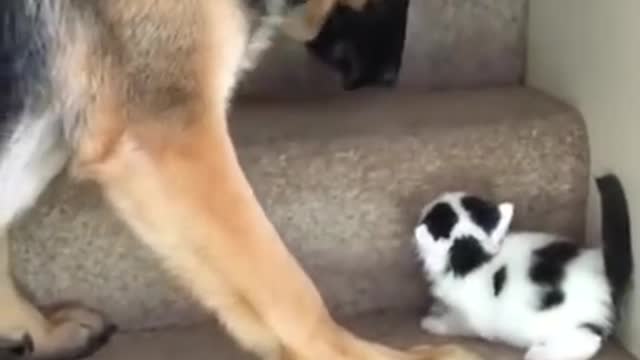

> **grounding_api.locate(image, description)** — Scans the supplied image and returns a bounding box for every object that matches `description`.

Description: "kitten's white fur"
[414,192,613,360]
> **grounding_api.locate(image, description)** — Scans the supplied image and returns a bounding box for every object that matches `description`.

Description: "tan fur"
[69,1,482,359]
[2,1,483,359]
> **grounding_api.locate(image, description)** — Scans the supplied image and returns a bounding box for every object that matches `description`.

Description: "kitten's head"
[305,0,409,90]
[414,192,514,276]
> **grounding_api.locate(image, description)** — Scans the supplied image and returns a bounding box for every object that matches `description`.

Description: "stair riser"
[238,0,527,99]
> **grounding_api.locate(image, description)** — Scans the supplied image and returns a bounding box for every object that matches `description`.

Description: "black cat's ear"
[461,195,501,235]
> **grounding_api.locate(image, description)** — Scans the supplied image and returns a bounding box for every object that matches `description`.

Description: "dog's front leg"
[71,109,354,358]
[73,106,481,360]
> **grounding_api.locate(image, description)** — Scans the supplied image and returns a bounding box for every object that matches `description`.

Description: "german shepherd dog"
[0,1,482,359]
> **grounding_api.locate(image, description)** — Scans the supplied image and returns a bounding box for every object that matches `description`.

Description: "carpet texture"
[11,87,588,330]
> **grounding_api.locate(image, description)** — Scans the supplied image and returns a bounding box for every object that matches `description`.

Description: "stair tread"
[89,311,634,360]
[230,87,575,146]
[13,87,589,330]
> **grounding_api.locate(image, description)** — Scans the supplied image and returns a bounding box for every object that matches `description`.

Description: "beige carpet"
[13,87,589,330]
[89,311,634,360]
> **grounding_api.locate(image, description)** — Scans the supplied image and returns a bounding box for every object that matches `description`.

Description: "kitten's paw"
[525,343,563,360]
[420,316,453,336]
[524,344,548,360]
[524,334,601,360]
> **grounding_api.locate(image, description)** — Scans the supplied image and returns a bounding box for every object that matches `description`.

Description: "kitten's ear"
[490,202,515,247]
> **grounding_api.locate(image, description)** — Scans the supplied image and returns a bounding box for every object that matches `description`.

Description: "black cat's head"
[305,0,409,90]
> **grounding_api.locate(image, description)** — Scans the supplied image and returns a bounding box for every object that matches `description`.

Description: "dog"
[0,1,482,359]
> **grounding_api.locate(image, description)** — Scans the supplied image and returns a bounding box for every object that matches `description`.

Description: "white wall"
[527,0,640,356]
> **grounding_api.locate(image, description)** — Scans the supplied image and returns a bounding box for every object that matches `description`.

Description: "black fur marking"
[448,236,492,277]
[461,196,500,235]
[540,288,565,310]
[422,203,458,241]
[529,242,579,285]
[581,323,607,337]
[530,241,578,311]
[306,0,409,90]
[493,266,507,297]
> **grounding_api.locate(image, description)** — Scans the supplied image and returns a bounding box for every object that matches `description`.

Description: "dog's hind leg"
[0,113,115,359]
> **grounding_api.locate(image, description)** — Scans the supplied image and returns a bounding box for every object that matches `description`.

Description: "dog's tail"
[596,174,633,308]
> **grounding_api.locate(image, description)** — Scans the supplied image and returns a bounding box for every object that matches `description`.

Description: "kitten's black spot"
[540,288,565,310]
[530,241,579,311]
[461,196,500,235]
[448,236,492,277]
[493,266,507,297]
[422,203,458,240]
[530,242,579,285]
[581,323,607,337]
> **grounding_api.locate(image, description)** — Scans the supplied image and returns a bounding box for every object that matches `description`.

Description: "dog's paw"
[0,333,34,360]
[0,304,116,360]
[40,305,117,359]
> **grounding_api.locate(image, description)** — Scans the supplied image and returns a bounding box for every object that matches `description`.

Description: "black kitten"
[306,0,410,90]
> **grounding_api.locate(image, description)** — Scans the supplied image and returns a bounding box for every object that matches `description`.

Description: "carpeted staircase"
[9,1,635,359]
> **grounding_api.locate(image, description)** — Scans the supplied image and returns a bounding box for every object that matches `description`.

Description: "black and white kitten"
[413,175,633,360]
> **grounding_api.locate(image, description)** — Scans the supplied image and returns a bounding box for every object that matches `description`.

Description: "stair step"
[238,1,526,98]
[11,87,588,330]
[88,311,635,360]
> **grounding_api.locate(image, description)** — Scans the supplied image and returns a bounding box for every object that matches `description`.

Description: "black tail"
[596,174,633,308]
